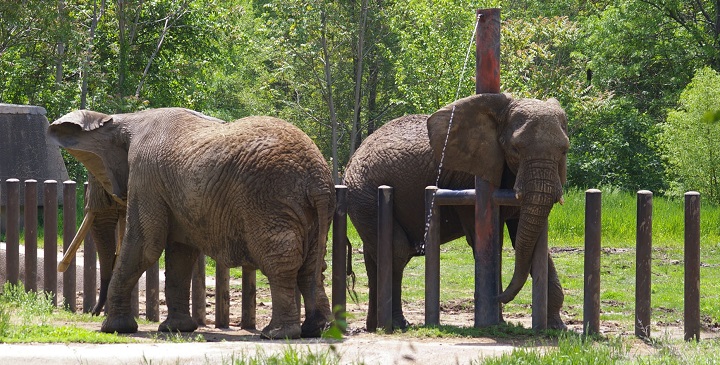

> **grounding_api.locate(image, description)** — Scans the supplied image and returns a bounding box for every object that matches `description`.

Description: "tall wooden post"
[584,189,602,336]
[474,8,502,328]
[377,185,394,332]
[635,190,652,338]
[332,186,348,321]
[684,191,701,342]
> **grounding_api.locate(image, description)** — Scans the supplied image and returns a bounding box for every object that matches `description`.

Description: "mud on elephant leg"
[101,203,167,334]
[297,249,331,338]
[262,275,302,339]
[159,242,200,333]
[546,255,566,330]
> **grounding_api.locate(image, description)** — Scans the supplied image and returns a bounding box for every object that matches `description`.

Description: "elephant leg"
[363,220,412,332]
[507,214,568,328]
[547,255,566,330]
[159,241,199,333]
[89,209,122,316]
[364,247,379,332]
[101,203,167,334]
[390,221,413,330]
[297,243,331,338]
[257,227,303,339]
[262,274,301,339]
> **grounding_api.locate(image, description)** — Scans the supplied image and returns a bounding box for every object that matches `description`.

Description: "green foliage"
[660,67,720,203]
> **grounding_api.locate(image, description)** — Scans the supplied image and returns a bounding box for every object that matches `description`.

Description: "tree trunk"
[82,0,105,109]
[321,10,340,184]
[366,56,379,137]
[55,0,66,89]
[116,0,128,108]
[350,0,368,158]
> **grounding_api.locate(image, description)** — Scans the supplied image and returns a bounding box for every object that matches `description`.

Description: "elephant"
[84,173,126,316]
[48,108,335,339]
[343,93,569,331]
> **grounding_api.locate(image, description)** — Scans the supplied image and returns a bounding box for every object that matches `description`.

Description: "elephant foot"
[261,322,301,340]
[101,314,138,333]
[548,313,567,331]
[158,314,198,333]
[301,312,330,338]
[393,315,411,331]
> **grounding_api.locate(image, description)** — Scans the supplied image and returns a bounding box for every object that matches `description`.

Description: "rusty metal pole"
[475,177,501,327]
[192,254,207,325]
[82,182,97,312]
[636,190,653,339]
[24,180,38,292]
[583,189,601,336]
[474,8,502,328]
[215,263,230,328]
[684,191,701,342]
[62,181,77,312]
[6,179,20,286]
[44,180,58,305]
[377,185,393,332]
[240,266,256,330]
[425,186,440,326]
[475,8,501,94]
[333,185,348,321]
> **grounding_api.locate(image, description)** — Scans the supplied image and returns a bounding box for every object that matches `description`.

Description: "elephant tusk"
[58,212,96,272]
[558,196,565,205]
[113,217,126,269]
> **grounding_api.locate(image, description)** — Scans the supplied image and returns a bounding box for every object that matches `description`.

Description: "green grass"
[226,345,345,365]
[0,282,131,343]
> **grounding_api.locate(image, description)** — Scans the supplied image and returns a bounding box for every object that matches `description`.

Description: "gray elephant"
[344,93,569,331]
[48,108,335,339]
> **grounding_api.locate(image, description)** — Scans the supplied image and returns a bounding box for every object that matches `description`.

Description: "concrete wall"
[0,104,70,232]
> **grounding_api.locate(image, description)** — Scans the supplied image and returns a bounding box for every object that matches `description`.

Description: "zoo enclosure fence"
[1,178,349,330]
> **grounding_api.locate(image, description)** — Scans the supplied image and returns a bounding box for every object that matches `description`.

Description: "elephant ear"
[427,93,513,186]
[48,110,129,205]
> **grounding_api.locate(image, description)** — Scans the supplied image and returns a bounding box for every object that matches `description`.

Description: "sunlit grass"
[0,282,131,343]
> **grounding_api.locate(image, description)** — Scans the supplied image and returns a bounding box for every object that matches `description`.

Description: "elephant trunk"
[497,160,561,304]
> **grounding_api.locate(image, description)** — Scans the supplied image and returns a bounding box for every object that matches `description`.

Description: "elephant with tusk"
[48,108,335,339]
[58,173,126,316]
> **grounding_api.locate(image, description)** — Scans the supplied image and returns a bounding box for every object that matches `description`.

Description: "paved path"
[0,335,517,365]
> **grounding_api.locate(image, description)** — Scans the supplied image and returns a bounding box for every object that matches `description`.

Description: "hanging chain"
[420,14,482,255]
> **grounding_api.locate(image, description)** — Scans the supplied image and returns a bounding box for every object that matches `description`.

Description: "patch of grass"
[148,331,206,343]
[476,333,627,364]
[0,283,131,344]
[406,322,561,340]
[227,345,346,365]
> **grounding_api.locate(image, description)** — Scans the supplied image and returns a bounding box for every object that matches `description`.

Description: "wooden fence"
[1,179,349,329]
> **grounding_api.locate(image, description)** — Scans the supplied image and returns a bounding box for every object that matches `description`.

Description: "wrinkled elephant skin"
[344,93,569,331]
[48,108,335,339]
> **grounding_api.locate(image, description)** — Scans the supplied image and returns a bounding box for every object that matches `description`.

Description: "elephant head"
[427,93,569,304]
[50,110,130,315]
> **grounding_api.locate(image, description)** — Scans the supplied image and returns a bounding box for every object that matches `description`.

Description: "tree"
[660,67,720,202]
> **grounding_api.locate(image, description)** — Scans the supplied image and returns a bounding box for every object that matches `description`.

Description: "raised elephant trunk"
[498,159,561,303]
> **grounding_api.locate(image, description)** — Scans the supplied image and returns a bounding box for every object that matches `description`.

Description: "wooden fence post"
[62,181,77,311]
[43,180,58,305]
